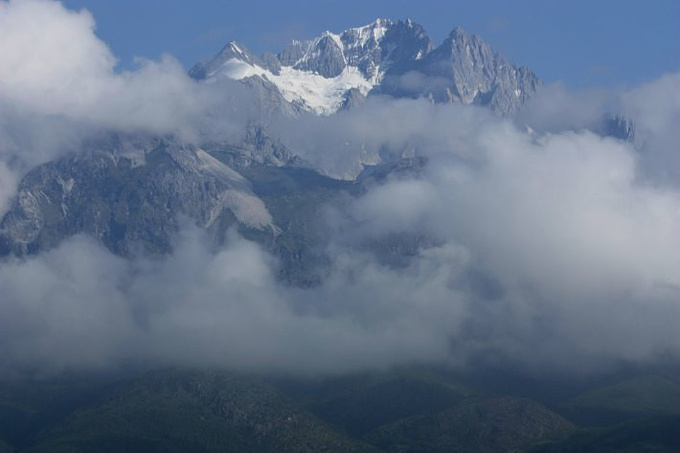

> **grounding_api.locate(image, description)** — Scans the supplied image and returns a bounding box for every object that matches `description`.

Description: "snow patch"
[210,58,375,115]
[230,42,244,56]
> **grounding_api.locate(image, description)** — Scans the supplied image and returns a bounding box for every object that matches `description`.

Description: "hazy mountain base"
[0,367,679,453]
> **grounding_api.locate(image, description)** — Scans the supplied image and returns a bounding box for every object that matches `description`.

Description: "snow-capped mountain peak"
[192,19,428,115]
[190,19,539,116]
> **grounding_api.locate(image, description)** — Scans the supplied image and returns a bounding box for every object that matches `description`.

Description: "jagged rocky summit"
[190,19,541,116]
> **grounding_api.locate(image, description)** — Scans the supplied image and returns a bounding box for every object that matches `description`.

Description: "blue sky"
[62,0,679,89]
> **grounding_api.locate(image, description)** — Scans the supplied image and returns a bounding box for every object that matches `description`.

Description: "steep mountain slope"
[408,27,540,115]
[191,19,540,115]
[15,370,378,453]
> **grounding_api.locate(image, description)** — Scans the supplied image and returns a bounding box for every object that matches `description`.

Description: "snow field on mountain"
[208,58,377,115]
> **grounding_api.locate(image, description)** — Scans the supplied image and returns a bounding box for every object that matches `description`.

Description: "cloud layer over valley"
[1,0,679,378]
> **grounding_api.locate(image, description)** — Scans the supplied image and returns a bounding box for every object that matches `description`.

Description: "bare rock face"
[281,34,348,78]
[276,19,433,82]
[0,135,278,257]
[379,27,541,115]
[426,27,541,114]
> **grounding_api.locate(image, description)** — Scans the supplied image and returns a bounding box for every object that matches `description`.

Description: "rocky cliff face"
[378,27,541,115]
[0,135,278,257]
[277,18,433,82]
[422,27,540,114]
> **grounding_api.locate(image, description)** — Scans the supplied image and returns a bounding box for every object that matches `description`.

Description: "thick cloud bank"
[0,229,464,376]
[0,0,203,214]
[0,0,205,134]
[1,0,679,377]
[0,0,255,213]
